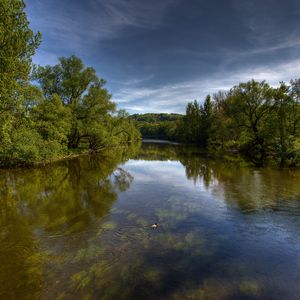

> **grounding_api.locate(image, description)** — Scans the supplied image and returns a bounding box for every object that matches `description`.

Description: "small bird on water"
[151,223,158,229]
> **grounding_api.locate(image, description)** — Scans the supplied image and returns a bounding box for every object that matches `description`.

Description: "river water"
[1,142,300,300]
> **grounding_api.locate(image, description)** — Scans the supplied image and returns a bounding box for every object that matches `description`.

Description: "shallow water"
[1,143,300,300]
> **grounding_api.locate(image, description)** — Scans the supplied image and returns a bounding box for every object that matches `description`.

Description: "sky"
[25,0,300,114]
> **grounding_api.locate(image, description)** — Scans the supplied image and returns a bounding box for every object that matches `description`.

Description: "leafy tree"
[289,79,300,136]
[272,80,300,166]
[184,100,201,143]
[0,6,139,167]
[0,0,41,158]
[132,79,300,167]
[32,94,72,149]
[224,80,274,163]
[183,96,215,146]
[32,56,138,150]
[199,95,214,147]
[33,56,104,148]
[210,90,235,151]
[0,0,41,100]
[272,83,292,166]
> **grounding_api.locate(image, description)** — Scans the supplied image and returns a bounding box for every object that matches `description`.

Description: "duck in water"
[151,223,158,229]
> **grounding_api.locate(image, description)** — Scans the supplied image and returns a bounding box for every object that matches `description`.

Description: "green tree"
[0,0,41,158]
[184,100,201,143]
[289,79,300,136]
[272,80,300,166]
[272,83,292,166]
[210,90,235,151]
[33,56,117,149]
[32,94,72,152]
[199,95,214,147]
[225,80,274,163]
[183,96,215,146]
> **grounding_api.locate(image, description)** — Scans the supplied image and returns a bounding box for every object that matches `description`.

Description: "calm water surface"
[1,143,300,300]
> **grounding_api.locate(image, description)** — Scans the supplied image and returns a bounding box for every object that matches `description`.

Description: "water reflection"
[1,142,300,299]
[0,144,138,300]
[135,143,300,214]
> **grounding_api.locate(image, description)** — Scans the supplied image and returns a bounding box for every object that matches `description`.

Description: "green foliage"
[130,113,184,140]
[32,94,72,144]
[199,79,300,166]
[0,0,41,101]
[0,0,41,164]
[182,95,215,146]
[130,113,183,122]
[184,100,201,143]
[0,3,140,166]
[33,56,140,152]
[2,126,68,166]
[224,80,275,162]
[132,79,300,167]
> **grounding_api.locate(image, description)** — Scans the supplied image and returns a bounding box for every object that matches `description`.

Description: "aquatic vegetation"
[239,280,259,296]
[71,271,91,291]
[100,221,117,231]
[127,212,138,220]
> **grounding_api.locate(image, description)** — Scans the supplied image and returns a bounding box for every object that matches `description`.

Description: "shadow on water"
[1,142,300,299]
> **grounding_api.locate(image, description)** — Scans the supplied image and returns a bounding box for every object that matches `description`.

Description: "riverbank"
[0,140,142,169]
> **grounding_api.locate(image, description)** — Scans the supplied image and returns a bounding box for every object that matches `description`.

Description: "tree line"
[0,0,140,166]
[130,113,183,140]
[182,80,300,166]
[133,79,300,167]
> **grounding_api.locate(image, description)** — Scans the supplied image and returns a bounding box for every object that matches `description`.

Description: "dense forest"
[133,80,300,167]
[0,0,140,166]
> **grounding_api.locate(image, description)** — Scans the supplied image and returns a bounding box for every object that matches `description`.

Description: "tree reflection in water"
[0,144,138,300]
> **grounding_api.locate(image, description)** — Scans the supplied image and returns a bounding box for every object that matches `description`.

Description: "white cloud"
[113,58,300,113]
[26,0,172,52]
[92,0,172,29]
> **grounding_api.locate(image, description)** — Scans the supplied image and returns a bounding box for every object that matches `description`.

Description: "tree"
[272,80,300,166]
[184,100,201,143]
[210,90,235,151]
[0,0,41,155]
[272,83,292,166]
[289,79,300,136]
[33,56,116,149]
[32,94,72,150]
[33,56,141,152]
[199,95,214,147]
[225,80,274,163]
[183,96,215,146]
[0,2,139,166]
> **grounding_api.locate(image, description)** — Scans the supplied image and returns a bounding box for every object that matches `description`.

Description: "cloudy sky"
[26,0,300,113]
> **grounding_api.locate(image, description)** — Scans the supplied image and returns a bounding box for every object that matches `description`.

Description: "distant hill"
[129,113,184,140]
[130,113,184,123]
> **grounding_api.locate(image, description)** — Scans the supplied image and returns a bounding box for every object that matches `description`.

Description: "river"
[1,142,300,300]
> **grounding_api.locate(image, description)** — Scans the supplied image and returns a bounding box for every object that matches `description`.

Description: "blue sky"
[26,0,300,113]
